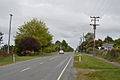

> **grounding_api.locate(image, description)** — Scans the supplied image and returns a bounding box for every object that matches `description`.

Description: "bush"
[43,47,53,53]
[107,48,120,59]
[0,51,14,56]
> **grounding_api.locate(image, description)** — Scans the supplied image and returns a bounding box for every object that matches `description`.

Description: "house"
[102,43,114,50]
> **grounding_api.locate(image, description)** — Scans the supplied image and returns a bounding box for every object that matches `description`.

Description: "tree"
[15,19,52,50]
[62,40,68,51]
[86,40,102,49]
[114,38,120,48]
[54,40,74,52]
[84,32,94,41]
[62,40,68,48]
[17,36,40,56]
[0,32,3,46]
[55,40,61,51]
[18,36,40,51]
[104,36,113,43]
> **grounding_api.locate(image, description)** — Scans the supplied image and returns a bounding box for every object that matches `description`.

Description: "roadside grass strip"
[0,52,57,66]
[74,53,120,80]
[74,53,120,69]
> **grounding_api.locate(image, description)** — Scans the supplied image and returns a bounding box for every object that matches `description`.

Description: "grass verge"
[74,53,120,80]
[0,52,57,66]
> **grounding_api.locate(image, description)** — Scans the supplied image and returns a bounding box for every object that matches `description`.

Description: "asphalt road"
[0,52,75,80]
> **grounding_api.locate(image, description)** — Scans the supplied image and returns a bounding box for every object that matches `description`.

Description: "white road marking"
[57,56,72,80]
[40,62,44,64]
[55,58,68,68]
[49,56,58,60]
[20,67,30,72]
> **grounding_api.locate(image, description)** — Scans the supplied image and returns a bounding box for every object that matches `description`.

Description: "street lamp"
[7,14,13,54]
[7,14,15,62]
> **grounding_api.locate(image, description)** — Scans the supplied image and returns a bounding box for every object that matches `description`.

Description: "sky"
[0,0,120,49]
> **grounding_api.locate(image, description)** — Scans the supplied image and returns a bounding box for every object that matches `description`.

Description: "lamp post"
[7,14,13,54]
[7,14,15,62]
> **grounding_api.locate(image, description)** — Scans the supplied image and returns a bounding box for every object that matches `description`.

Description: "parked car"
[59,50,64,54]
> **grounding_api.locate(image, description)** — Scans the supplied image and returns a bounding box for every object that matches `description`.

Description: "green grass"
[0,52,57,66]
[0,56,13,66]
[74,53,120,80]
[74,53,120,69]
[88,70,120,80]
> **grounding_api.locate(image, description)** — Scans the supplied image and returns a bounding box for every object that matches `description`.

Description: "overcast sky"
[0,0,120,49]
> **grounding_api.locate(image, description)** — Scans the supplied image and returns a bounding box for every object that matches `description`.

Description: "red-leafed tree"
[18,36,40,52]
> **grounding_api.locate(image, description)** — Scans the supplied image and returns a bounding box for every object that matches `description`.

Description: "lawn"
[0,52,57,66]
[74,53,120,80]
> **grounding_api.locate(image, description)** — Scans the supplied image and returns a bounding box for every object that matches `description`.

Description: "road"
[0,53,75,80]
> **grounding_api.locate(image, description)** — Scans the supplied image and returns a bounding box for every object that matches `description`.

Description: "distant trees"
[15,19,53,53]
[114,38,120,48]
[104,36,113,43]
[54,40,74,52]
[0,44,14,52]
[55,40,61,51]
[0,32,3,46]
[77,32,120,53]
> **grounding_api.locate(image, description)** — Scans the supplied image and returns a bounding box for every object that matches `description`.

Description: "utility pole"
[90,16,100,53]
[7,14,15,63]
[8,14,13,54]
[82,33,84,52]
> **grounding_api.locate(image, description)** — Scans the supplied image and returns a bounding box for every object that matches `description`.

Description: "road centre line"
[20,67,30,72]
[49,56,59,60]
[40,62,44,64]
[57,56,72,80]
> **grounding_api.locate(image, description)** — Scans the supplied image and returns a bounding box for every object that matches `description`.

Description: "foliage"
[18,36,40,52]
[114,38,120,48]
[43,47,53,53]
[54,40,74,52]
[95,48,120,62]
[87,40,102,49]
[0,51,14,56]
[78,41,88,52]
[84,32,94,41]
[15,18,53,51]
[1,44,15,52]
[54,40,61,51]
[0,32,3,45]
[104,36,113,43]
[86,47,93,53]
[107,48,120,59]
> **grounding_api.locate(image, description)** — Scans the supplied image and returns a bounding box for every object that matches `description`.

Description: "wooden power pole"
[90,16,100,53]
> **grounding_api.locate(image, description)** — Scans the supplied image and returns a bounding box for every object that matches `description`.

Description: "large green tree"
[15,19,53,50]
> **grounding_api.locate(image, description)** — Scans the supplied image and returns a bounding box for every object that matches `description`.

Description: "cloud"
[0,0,120,48]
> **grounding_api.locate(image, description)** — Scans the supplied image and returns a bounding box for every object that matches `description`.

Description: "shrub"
[0,51,14,56]
[17,36,41,55]
[107,48,120,59]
